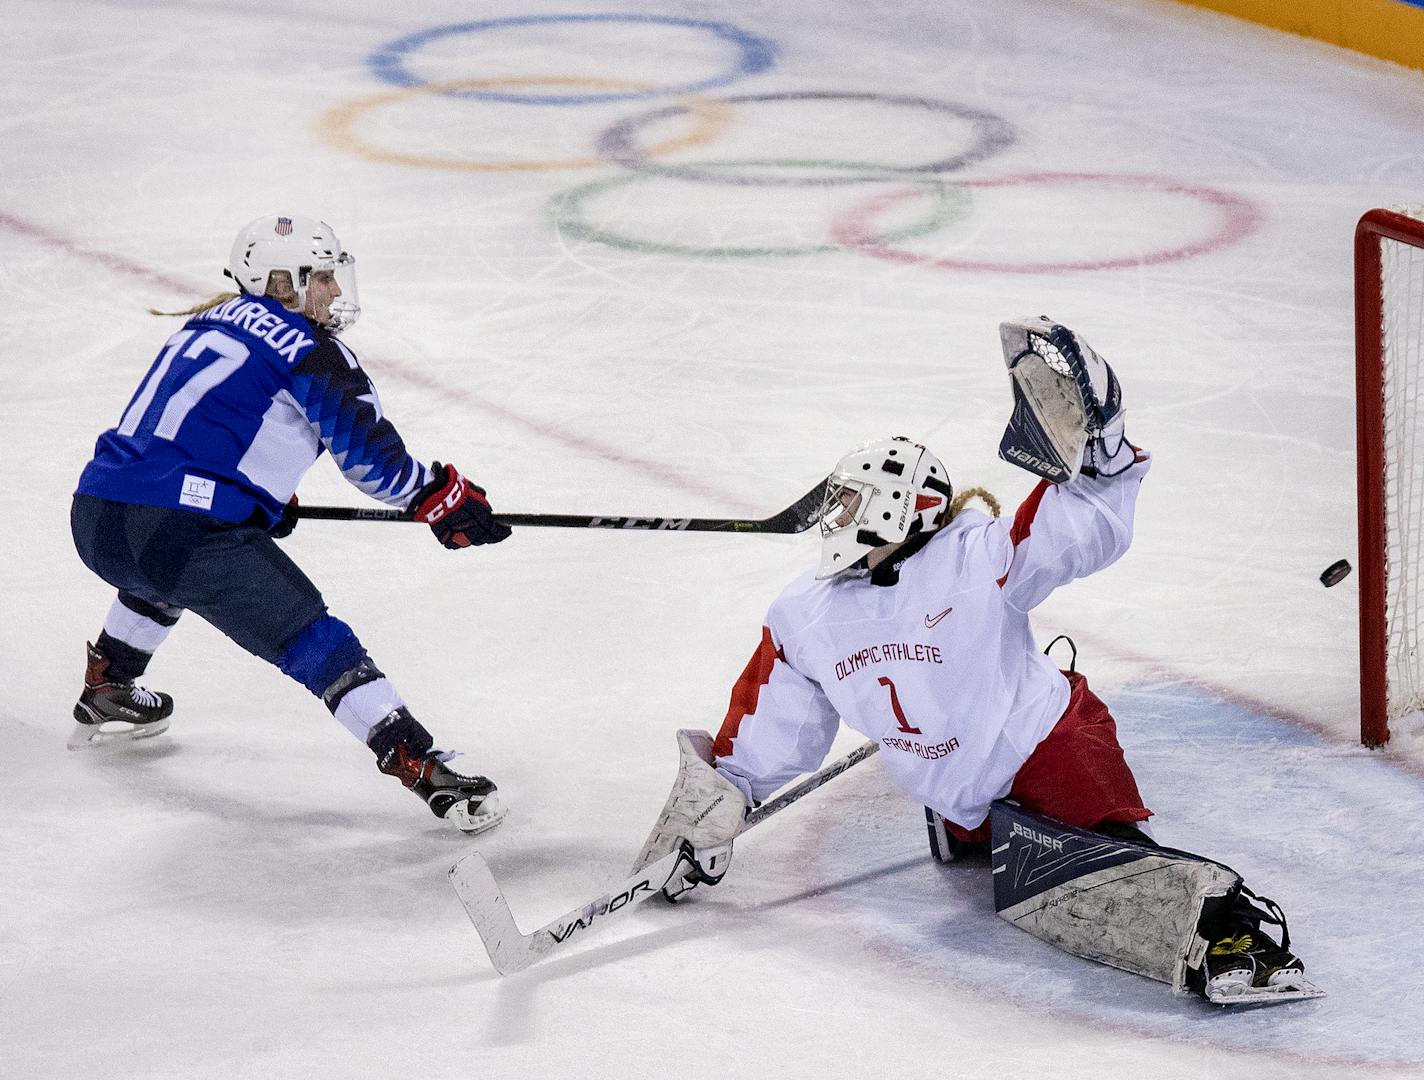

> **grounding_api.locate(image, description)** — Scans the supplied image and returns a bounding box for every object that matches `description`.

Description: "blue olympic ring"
[368,14,778,105]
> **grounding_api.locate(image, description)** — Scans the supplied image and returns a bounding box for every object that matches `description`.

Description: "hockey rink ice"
[5,1,1424,1076]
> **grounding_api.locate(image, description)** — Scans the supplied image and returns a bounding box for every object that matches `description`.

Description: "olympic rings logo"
[317,14,1260,272]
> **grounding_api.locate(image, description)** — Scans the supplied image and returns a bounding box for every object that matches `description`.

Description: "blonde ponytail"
[148,291,240,318]
[948,486,1001,520]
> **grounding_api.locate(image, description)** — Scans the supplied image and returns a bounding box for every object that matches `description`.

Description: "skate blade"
[446,792,507,836]
[1204,978,1325,1006]
[67,716,172,751]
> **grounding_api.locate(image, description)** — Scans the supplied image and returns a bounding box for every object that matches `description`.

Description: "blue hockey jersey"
[77,295,432,526]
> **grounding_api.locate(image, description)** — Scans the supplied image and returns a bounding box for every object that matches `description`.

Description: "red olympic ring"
[832,172,1262,273]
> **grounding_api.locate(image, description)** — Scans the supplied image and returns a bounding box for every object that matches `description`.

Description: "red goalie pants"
[947,670,1152,845]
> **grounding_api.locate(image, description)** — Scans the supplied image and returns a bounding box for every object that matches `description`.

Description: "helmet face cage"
[818,476,874,540]
[226,216,361,333]
[325,253,360,333]
[815,437,952,579]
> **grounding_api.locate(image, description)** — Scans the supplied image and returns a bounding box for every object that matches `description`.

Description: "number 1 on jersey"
[878,676,921,735]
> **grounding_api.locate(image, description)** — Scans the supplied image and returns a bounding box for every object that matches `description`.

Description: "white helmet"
[816,436,953,579]
[225,215,360,333]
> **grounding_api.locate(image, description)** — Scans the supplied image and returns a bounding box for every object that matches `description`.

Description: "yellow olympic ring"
[317,76,732,173]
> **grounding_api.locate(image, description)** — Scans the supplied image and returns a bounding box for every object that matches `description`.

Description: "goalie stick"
[292,478,829,534]
[449,740,880,975]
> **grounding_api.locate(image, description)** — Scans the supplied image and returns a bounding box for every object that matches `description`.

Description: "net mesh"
[1380,205,1424,723]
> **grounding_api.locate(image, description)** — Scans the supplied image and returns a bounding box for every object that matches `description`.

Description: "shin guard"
[991,801,1240,993]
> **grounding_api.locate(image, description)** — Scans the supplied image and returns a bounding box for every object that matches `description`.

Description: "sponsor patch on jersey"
[179,474,216,510]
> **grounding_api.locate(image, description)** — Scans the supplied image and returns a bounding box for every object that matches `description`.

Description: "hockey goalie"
[634,317,1321,1007]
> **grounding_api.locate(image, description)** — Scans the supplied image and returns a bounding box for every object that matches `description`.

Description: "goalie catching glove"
[407,462,512,549]
[997,316,1133,484]
[630,729,750,902]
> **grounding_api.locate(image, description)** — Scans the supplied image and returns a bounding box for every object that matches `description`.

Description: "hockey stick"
[291,477,829,534]
[449,740,880,975]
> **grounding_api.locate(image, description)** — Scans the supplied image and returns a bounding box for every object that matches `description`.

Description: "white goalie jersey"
[713,453,1151,830]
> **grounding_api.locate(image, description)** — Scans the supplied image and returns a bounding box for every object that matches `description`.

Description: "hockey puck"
[1320,559,1352,588]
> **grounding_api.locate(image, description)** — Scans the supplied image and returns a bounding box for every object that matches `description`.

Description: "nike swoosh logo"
[925,607,953,628]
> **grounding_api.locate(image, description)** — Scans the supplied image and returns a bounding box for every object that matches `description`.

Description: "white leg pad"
[991,802,1239,993]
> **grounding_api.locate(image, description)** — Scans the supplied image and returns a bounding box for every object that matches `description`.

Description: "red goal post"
[1356,206,1424,747]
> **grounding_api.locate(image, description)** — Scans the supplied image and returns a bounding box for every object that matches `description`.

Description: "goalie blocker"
[631,729,750,901]
[990,801,1323,1005]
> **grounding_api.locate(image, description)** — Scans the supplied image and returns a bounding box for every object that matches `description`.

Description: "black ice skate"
[69,642,174,750]
[1194,891,1323,1005]
[372,709,505,835]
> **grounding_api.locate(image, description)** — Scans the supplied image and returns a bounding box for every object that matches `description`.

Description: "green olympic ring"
[550,159,972,259]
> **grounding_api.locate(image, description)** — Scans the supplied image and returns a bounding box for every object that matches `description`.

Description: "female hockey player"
[633,318,1320,1005]
[69,215,509,834]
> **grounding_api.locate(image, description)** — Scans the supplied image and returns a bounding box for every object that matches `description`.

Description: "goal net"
[1356,206,1424,746]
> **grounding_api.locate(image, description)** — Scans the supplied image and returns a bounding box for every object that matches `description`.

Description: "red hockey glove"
[408,462,512,549]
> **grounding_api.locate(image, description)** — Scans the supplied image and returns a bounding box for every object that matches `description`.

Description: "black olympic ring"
[596,91,1017,186]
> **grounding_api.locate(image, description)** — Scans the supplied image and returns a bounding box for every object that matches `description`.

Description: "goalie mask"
[225,215,361,333]
[816,436,953,579]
